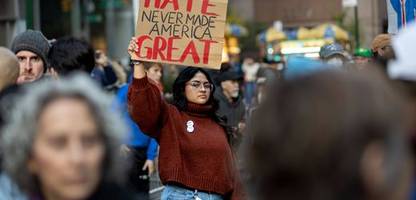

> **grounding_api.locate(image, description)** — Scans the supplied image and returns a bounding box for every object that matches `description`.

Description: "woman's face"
[146,64,163,83]
[185,72,212,105]
[28,98,105,200]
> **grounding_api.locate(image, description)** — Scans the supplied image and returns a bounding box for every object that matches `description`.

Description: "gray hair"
[1,73,127,193]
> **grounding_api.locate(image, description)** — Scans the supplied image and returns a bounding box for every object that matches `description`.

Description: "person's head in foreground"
[244,69,412,200]
[0,47,20,91]
[1,74,126,200]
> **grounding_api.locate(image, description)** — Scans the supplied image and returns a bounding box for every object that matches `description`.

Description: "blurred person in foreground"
[0,47,21,163]
[0,46,23,148]
[11,30,50,84]
[114,62,163,199]
[0,46,20,147]
[387,22,416,200]
[0,47,20,92]
[0,74,135,200]
[0,47,26,200]
[243,69,412,200]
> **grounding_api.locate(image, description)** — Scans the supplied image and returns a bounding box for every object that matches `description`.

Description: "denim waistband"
[162,184,224,200]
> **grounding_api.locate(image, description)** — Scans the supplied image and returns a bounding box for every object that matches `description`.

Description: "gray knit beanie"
[11,30,50,66]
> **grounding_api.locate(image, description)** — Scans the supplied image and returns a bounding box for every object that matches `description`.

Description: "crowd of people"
[0,20,416,200]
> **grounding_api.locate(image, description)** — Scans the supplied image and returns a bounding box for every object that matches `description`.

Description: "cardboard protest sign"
[134,0,228,69]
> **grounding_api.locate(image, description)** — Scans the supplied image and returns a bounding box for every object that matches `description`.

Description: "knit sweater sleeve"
[127,77,168,139]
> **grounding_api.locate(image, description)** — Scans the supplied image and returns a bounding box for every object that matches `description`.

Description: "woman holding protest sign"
[127,37,243,200]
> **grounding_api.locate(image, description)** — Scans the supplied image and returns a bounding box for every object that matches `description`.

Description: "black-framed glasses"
[186,81,213,90]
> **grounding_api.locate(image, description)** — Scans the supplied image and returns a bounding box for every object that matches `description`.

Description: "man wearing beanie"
[11,30,50,84]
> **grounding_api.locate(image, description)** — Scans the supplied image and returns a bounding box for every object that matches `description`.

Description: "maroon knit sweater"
[127,77,243,199]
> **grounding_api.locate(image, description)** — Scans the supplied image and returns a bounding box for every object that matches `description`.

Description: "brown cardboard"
[134,0,228,69]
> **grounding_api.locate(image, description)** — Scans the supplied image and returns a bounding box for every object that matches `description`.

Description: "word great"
[135,35,217,65]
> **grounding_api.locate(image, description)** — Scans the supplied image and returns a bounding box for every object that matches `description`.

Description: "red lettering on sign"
[135,36,153,59]
[144,0,178,10]
[186,0,194,12]
[201,0,219,16]
[160,0,179,10]
[180,41,199,63]
[200,40,217,64]
[167,37,181,62]
[144,0,161,8]
[153,36,167,60]
[135,35,216,65]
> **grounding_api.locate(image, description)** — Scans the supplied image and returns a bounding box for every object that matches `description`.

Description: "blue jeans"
[161,185,224,200]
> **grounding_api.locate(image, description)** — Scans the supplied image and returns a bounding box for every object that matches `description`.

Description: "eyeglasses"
[186,81,213,90]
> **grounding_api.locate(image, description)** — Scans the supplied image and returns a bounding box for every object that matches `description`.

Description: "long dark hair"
[172,67,230,133]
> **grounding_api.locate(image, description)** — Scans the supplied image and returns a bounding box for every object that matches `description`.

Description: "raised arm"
[127,37,167,139]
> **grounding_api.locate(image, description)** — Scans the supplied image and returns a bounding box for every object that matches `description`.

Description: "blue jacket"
[114,84,158,160]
